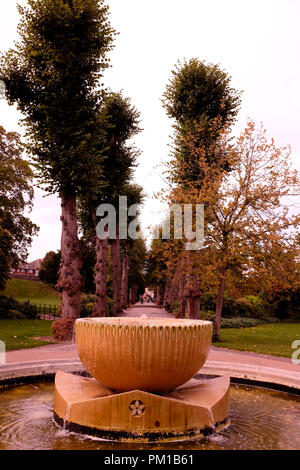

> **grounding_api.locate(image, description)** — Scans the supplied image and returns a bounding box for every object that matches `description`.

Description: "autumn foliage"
[151,120,300,340]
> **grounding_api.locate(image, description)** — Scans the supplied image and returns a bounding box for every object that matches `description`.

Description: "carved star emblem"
[129,400,146,417]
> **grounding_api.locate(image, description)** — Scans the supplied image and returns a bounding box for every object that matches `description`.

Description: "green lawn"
[1,279,61,307]
[1,315,299,357]
[0,319,55,351]
[215,323,300,358]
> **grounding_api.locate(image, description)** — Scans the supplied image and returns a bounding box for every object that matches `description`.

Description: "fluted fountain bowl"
[75,317,212,392]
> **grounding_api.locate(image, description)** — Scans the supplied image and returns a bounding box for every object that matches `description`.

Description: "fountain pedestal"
[54,317,230,442]
[54,371,230,442]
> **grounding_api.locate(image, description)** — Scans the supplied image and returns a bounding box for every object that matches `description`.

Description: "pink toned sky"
[0,0,299,261]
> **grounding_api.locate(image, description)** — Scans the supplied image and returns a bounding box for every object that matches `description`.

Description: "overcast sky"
[0,0,299,260]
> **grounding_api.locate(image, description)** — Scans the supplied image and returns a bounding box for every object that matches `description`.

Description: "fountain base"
[54,371,230,442]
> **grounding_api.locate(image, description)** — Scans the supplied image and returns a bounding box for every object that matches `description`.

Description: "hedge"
[0,295,38,319]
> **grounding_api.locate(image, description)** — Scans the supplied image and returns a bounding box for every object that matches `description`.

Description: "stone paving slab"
[5,342,80,364]
[5,341,300,372]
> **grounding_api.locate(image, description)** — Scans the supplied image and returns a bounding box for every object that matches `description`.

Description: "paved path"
[118,303,174,319]
[4,304,300,376]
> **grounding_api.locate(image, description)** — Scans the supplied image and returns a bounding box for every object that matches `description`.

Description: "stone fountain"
[54,317,230,442]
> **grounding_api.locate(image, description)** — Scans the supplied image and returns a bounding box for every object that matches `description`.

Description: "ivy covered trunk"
[156,285,165,306]
[110,230,122,315]
[214,269,227,341]
[121,253,130,309]
[93,236,109,317]
[184,275,202,320]
[53,193,82,341]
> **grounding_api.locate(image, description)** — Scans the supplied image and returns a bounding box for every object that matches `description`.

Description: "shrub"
[244,295,265,318]
[201,294,266,319]
[201,310,215,321]
[266,288,300,320]
[261,317,281,324]
[80,294,96,318]
[201,293,216,311]
[202,311,266,329]
[221,296,265,318]
[0,295,19,319]
[223,297,249,317]
[7,310,26,320]
[80,301,94,318]
[52,318,74,341]
[80,295,114,317]
[0,295,38,319]
[220,317,262,329]
[19,301,38,319]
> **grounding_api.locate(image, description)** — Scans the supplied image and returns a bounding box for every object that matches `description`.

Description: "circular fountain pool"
[0,381,299,450]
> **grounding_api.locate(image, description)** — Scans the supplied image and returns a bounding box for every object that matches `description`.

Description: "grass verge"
[1,279,61,307]
[0,320,55,351]
[215,323,300,358]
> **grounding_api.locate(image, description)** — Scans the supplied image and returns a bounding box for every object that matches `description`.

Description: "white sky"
[0,0,299,260]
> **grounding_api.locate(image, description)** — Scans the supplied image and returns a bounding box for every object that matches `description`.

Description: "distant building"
[11,259,43,281]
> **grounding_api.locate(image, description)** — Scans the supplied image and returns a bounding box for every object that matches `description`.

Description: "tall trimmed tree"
[161,59,241,317]
[1,0,115,338]
[118,183,145,311]
[79,91,141,316]
[162,58,241,186]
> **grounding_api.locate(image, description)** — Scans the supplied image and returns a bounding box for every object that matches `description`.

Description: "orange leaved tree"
[168,121,300,340]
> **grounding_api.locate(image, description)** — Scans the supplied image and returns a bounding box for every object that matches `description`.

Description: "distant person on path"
[139,295,144,304]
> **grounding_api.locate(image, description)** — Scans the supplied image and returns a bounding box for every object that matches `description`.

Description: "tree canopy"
[79,90,141,235]
[39,250,61,285]
[162,59,241,186]
[0,126,38,290]
[161,121,300,339]
[163,58,241,126]
[1,0,116,196]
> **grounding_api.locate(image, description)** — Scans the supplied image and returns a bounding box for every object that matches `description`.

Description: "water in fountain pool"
[0,382,299,450]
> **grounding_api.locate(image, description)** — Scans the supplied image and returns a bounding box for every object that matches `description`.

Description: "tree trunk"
[93,236,108,317]
[163,281,172,311]
[156,285,165,306]
[110,230,122,315]
[214,269,227,342]
[121,253,130,309]
[129,287,138,305]
[168,277,178,313]
[183,274,201,320]
[177,296,186,318]
[53,193,82,341]
[177,275,186,318]
[163,266,173,311]
[187,296,201,319]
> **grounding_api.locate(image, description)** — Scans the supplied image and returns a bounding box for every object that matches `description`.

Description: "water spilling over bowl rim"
[75,317,212,328]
